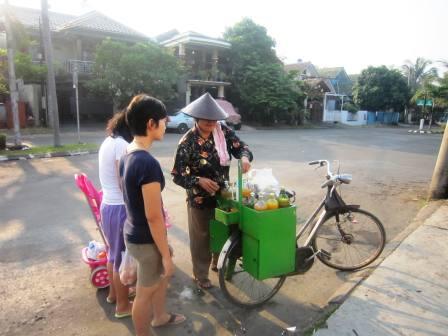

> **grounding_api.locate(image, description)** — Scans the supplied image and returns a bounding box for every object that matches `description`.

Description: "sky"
[4,0,448,75]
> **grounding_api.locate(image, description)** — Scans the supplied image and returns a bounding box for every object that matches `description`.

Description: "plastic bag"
[163,206,172,229]
[247,168,280,194]
[86,240,106,260]
[119,249,137,286]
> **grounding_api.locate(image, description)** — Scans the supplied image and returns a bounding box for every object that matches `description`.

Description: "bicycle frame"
[296,184,350,248]
[296,192,328,247]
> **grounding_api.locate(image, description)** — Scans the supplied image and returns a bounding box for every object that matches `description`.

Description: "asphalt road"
[0,126,443,336]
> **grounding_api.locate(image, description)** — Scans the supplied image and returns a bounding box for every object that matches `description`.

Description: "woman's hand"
[161,256,175,278]
[241,156,251,173]
[198,177,220,195]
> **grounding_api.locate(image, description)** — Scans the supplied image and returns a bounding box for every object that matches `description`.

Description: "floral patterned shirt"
[172,123,253,209]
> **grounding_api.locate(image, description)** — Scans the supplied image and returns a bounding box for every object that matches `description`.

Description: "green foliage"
[0,133,6,150]
[224,18,304,124]
[0,49,46,93]
[224,18,278,74]
[86,39,183,108]
[354,66,409,112]
[238,63,301,123]
[14,52,46,82]
[343,102,358,113]
[402,58,437,94]
[0,49,8,96]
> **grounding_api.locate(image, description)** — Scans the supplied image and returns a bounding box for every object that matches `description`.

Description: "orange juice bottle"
[266,193,279,210]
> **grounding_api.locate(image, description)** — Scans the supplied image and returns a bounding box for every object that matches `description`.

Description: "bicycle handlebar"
[309,160,352,188]
[308,160,332,177]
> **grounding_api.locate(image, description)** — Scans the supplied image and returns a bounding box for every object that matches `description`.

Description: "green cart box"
[241,205,296,280]
[209,219,231,253]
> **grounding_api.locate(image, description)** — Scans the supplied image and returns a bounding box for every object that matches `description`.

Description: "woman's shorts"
[100,203,126,272]
[125,241,163,287]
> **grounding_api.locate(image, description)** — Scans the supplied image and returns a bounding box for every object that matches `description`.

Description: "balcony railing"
[66,60,95,74]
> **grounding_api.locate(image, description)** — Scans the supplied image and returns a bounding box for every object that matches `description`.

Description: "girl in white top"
[98,111,134,318]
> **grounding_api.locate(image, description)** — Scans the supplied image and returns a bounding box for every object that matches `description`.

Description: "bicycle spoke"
[313,208,385,271]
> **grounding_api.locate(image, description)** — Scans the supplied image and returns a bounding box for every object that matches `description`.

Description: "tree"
[86,39,183,108]
[0,49,8,96]
[354,66,409,112]
[238,63,301,124]
[224,18,304,124]
[402,58,437,94]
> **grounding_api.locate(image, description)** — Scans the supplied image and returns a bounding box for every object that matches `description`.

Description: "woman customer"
[98,111,133,318]
[172,92,253,289]
[120,94,186,336]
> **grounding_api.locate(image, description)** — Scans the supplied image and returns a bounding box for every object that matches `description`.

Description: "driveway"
[0,126,442,335]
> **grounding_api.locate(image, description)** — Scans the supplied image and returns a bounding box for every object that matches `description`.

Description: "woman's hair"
[106,110,133,143]
[125,94,167,136]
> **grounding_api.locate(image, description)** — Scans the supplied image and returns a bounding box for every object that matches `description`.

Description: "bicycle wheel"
[312,207,386,271]
[218,237,286,308]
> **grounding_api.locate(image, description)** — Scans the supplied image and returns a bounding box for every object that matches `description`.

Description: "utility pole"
[41,0,61,146]
[73,64,81,143]
[3,1,22,146]
[428,122,448,199]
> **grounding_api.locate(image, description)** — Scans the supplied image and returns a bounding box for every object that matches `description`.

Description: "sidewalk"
[314,200,448,336]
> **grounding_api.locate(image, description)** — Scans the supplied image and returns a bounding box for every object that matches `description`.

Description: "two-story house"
[157,30,231,109]
[1,5,148,125]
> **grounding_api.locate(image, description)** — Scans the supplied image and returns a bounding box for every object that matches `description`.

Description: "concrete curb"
[306,200,445,334]
[314,201,442,325]
[0,149,98,162]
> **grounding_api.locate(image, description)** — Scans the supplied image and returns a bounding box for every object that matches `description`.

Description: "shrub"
[0,133,6,150]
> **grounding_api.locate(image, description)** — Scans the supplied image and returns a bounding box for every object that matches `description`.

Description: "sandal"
[195,278,212,289]
[152,313,186,327]
[114,311,132,319]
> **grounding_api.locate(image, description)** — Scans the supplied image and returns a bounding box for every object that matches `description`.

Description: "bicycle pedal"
[318,249,332,259]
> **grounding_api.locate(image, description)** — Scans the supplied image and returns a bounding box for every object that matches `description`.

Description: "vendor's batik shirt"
[172,124,253,209]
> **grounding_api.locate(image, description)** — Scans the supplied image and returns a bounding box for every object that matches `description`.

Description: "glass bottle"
[266,192,279,210]
[254,192,267,211]
[278,187,290,208]
[246,192,256,209]
[221,180,233,200]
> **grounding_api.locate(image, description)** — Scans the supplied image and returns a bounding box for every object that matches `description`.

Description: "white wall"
[340,110,367,126]
[323,109,367,126]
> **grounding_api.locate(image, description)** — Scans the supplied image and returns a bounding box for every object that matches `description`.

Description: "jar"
[254,193,267,211]
[266,192,279,210]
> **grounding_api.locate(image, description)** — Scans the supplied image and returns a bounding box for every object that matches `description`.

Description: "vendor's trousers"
[187,205,218,281]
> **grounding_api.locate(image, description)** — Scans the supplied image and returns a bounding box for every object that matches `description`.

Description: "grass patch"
[3,127,53,135]
[0,143,98,156]
[303,304,340,336]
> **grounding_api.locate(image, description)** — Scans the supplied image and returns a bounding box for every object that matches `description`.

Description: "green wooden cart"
[210,160,297,307]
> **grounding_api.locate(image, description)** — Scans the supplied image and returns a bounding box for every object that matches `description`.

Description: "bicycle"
[215,160,386,308]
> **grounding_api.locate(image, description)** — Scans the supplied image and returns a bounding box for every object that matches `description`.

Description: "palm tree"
[402,57,437,93]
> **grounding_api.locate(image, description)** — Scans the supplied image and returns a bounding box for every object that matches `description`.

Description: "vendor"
[171,92,253,289]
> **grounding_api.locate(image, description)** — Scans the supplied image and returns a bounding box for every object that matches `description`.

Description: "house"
[157,30,231,108]
[284,61,336,122]
[0,5,149,125]
[317,67,353,96]
[284,61,319,79]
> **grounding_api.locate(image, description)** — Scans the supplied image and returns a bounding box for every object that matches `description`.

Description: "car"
[166,111,195,133]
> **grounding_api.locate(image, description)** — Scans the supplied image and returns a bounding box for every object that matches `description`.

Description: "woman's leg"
[151,276,168,321]
[106,262,116,302]
[187,206,214,282]
[113,271,132,313]
[132,284,157,336]
[112,205,132,313]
